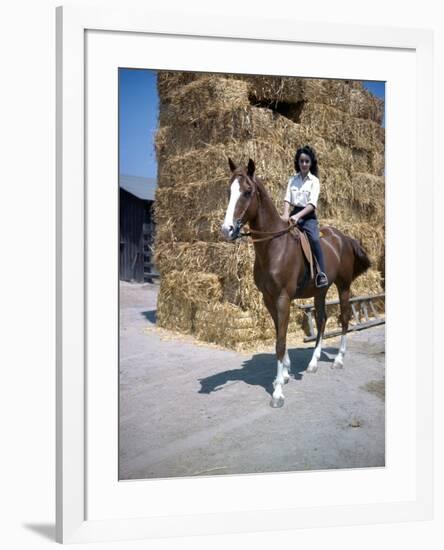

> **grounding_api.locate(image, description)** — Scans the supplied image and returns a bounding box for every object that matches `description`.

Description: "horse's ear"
[228,158,237,172]
[247,158,256,177]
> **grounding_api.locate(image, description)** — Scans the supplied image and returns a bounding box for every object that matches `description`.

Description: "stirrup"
[315,272,328,288]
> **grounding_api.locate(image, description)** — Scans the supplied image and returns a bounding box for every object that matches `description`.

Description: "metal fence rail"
[299,293,385,342]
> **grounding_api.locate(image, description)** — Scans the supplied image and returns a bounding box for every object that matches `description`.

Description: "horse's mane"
[253,175,281,217]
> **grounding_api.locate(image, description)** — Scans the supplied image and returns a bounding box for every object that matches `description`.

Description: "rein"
[239,221,295,243]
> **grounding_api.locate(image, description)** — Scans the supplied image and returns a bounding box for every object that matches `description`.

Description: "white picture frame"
[56,3,434,544]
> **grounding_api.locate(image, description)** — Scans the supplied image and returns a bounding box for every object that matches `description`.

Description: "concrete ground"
[119,281,385,480]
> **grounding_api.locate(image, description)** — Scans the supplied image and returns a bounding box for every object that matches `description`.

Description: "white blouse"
[284,172,320,208]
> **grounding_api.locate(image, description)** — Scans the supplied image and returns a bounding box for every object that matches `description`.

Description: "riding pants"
[290,206,326,274]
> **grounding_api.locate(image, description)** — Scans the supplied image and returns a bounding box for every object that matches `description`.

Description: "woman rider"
[281,145,329,288]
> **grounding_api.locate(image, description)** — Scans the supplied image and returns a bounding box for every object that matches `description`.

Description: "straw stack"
[153,72,385,350]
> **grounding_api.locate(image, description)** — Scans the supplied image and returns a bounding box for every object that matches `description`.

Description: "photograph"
[118,68,386,480]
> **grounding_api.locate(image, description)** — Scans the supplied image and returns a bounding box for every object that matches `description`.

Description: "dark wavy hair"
[294,145,319,177]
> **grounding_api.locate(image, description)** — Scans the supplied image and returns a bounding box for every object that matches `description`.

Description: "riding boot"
[311,239,329,288]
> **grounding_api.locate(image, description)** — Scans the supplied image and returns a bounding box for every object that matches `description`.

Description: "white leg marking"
[221,178,241,239]
[272,360,285,400]
[315,337,323,359]
[307,337,323,373]
[282,350,291,383]
[333,335,347,368]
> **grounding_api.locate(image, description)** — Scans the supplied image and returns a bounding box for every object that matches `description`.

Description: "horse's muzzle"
[221,219,242,241]
[231,220,242,240]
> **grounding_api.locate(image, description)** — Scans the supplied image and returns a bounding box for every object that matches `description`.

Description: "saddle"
[290,226,322,281]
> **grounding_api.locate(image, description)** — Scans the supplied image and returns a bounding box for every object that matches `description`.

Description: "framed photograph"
[56,3,433,544]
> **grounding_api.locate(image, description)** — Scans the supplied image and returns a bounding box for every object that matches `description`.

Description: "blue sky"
[119,69,159,179]
[119,69,385,179]
[361,80,385,100]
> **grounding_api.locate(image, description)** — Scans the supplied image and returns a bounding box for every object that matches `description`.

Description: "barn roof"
[119,174,157,201]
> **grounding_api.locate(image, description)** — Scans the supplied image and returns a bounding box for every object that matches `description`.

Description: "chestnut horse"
[221,158,371,408]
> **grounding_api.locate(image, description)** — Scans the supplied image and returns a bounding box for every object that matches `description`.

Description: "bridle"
[240,222,295,243]
[231,173,295,243]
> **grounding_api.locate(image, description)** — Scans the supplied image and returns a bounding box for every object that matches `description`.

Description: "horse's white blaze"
[222,178,241,238]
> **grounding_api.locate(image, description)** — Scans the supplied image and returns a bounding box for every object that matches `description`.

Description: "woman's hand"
[290,214,300,225]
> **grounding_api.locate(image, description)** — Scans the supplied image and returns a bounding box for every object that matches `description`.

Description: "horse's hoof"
[306,365,318,373]
[332,361,344,370]
[283,375,290,384]
[270,396,285,408]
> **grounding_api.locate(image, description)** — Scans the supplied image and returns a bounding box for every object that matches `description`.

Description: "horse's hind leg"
[333,285,351,369]
[307,292,328,373]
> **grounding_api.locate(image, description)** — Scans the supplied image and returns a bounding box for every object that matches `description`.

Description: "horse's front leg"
[271,293,291,408]
[282,349,291,383]
[263,292,291,385]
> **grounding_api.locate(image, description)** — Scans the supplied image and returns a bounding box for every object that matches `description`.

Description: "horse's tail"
[350,237,371,280]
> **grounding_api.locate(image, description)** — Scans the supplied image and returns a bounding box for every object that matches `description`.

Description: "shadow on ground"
[198,346,338,397]
[141,310,157,324]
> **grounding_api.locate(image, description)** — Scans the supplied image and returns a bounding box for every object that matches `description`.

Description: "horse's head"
[221,158,259,241]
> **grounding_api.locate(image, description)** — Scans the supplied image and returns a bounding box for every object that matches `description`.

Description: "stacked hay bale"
[154,72,385,350]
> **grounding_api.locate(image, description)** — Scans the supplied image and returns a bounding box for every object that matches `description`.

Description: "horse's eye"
[244,190,252,197]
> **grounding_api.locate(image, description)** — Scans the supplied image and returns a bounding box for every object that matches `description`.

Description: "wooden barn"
[119,175,158,282]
